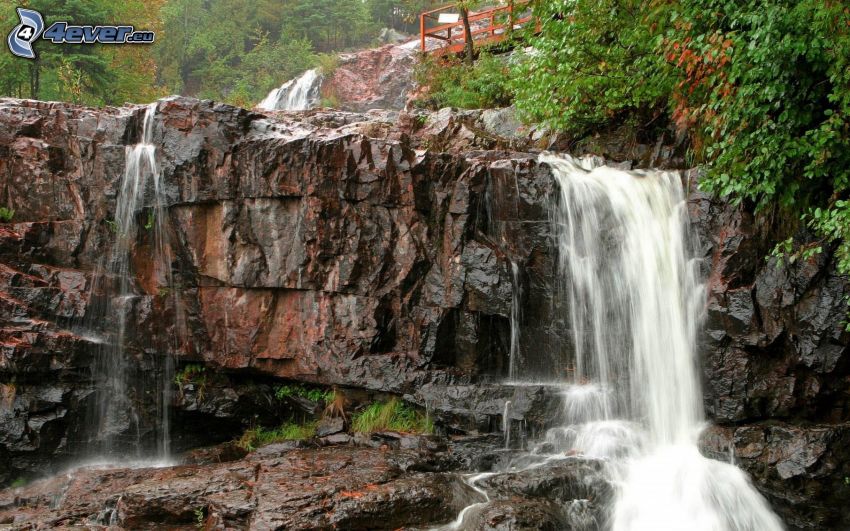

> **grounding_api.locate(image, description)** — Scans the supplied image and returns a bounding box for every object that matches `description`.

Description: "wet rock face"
[702,423,850,529]
[326,43,417,112]
[689,182,850,526]
[0,98,557,482]
[1,97,850,526]
[692,187,850,425]
[0,446,476,529]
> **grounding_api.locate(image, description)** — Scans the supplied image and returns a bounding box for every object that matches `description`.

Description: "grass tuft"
[236,421,317,452]
[351,398,433,435]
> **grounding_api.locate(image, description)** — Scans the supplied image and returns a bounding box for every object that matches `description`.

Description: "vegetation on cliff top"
[420,0,850,280]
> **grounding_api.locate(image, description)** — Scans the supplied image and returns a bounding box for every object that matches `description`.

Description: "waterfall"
[502,400,512,449]
[542,153,782,530]
[86,103,175,461]
[508,261,522,380]
[258,68,323,111]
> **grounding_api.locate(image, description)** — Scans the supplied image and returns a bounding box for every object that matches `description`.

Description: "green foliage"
[415,52,513,110]
[0,0,165,105]
[369,0,437,34]
[174,363,205,386]
[512,0,850,280]
[174,364,207,401]
[10,477,27,488]
[275,384,334,404]
[236,421,318,451]
[0,208,14,223]
[673,1,850,274]
[317,53,340,76]
[144,209,155,231]
[351,398,433,434]
[1,0,437,107]
[513,0,672,135]
[194,507,205,529]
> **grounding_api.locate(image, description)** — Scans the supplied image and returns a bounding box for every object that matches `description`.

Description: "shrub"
[351,398,433,434]
[317,53,340,76]
[0,207,13,222]
[512,0,672,135]
[174,364,207,401]
[174,364,205,386]
[414,52,513,110]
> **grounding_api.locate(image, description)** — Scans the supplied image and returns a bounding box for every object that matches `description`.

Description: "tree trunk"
[460,7,474,65]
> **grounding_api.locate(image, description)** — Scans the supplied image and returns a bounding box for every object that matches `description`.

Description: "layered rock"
[0,97,849,527]
[692,183,850,528]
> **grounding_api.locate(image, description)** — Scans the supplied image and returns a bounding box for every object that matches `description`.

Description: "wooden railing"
[420,1,538,55]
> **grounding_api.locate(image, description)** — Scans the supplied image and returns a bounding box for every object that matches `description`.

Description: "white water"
[441,154,784,529]
[541,153,783,530]
[502,400,512,449]
[258,68,323,111]
[87,103,175,461]
[508,261,522,380]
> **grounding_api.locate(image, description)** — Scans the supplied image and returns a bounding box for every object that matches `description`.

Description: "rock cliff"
[0,96,847,528]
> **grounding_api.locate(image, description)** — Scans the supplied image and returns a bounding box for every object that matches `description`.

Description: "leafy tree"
[367,0,438,34]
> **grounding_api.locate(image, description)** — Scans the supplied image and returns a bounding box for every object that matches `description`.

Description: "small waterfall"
[508,261,522,380]
[502,400,511,449]
[86,103,175,461]
[258,68,323,111]
[542,154,782,530]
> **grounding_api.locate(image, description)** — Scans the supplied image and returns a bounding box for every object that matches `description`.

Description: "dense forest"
[0,0,436,107]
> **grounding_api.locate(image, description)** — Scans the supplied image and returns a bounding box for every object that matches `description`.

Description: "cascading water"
[85,103,175,461]
[445,154,783,529]
[543,153,783,530]
[258,68,323,111]
[508,261,522,380]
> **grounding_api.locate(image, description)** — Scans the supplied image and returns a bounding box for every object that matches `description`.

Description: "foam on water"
[258,68,323,111]
[542,153,783,530]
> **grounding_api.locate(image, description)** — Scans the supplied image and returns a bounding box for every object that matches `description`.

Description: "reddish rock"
[0,446,474,529]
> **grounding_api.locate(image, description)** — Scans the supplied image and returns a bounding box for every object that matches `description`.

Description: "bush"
[0,207,14,222]
[512,0,672,135]
[414,52,513,110]
[351,398,433,434]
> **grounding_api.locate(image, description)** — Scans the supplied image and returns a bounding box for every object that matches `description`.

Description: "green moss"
[351,398,433,435]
